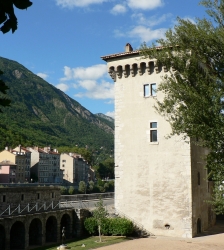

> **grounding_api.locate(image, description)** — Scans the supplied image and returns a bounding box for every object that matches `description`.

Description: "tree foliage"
[93,198,108,242]
[0,0,32,34]
[140,0,224,213]
[0,70,10,112]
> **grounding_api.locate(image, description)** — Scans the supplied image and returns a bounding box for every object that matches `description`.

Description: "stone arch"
[131,63,138,76]
[125,64,130,77]
[10,221,25,250]
[46,216,57,243]
[29,218,42,247]
[60,213,71,239]
[197,218,201,234]
[140,62,146,75]
[0,224,5,250]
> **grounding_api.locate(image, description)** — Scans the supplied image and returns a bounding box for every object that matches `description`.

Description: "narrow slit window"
[150,122,158,142]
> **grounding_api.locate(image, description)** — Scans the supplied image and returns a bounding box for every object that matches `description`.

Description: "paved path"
[96,221,224,250]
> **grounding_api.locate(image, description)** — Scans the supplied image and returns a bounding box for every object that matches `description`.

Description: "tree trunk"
[98,225,101,242]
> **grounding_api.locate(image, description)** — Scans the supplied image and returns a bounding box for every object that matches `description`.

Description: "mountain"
[95,113,114,129]
[0,56,114,152]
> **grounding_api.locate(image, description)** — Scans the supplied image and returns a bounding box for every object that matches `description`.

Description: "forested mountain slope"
[0,57,114,152]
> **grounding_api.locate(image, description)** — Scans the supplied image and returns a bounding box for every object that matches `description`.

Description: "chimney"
[5,146,8,151]
[125,43,133,52]
[19,144,21,153]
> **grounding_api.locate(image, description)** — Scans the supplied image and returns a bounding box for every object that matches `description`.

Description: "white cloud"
[132,13,172,27]
[61,64,107,81]
[73,64,107,80]
[127,0,163,10]
[75,80,114,99]
[105,111,115,118]
[111,4,127,15]
[56,83,69,92]
[37,73,48,80]
[60,66,73,81]
[55,0,107,8]
[128,25,167,42]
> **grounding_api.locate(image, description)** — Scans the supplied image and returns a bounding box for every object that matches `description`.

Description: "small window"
[37,193,40,199]
[151,83,157,96]
[62,160,66,162]
[144,83,157,97]
[144,84,150,97]
[21,194,24,201]
[3,195,6,202]
[150,122,157,142]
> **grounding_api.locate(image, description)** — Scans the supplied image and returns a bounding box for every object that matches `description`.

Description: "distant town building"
[27,147,62,183]
[60,153,89,185]
[0,161,16,183]
[14,145,31,182]
[0,148,26,183]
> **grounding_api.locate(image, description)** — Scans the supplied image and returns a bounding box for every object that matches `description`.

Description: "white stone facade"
[102,45,215,238]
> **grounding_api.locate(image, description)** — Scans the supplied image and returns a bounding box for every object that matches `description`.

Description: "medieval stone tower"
[101,43,215,238]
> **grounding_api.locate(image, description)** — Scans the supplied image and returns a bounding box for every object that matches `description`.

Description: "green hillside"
[0,57,114,153]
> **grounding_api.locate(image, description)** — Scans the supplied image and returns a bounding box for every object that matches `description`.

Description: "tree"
[0,0,32,34]
[140,0,224,214]
[0,0,33,111]
[78,181,86,194]
[0,71,11,112]
[93,198,108,242]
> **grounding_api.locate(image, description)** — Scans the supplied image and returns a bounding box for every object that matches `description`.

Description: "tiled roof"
[101,46,163,61]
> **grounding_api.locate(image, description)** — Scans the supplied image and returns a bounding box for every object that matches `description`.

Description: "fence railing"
[60,192,114,202]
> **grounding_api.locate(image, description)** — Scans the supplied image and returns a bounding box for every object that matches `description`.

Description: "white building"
[101,43,215,238]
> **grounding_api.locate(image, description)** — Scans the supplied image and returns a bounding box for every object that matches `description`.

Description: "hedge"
[84,217,133,236]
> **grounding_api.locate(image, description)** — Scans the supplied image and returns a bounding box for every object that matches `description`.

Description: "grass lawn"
[33,236,130,250]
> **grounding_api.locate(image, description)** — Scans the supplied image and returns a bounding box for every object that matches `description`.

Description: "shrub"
[109,218,133,236]
[68,186,75,195]
[84,217,98,235]
[60,186,67,195]
[84,217,134,236]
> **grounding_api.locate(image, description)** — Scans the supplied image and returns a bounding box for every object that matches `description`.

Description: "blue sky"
[1,0,207,118]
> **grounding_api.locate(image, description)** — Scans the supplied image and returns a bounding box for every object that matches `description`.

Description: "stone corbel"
[123,65,127,78]
[146,62,151,75]
[130,65,135,77]
[138,64,143,76]
[154,60,159,74]
[163,65,168,72]
[117,66,122,79]
[108,68,116,82]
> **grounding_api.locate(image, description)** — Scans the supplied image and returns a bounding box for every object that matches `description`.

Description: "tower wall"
[105,53,214,237]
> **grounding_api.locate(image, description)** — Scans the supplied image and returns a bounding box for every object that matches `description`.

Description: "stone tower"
[101,44,215,238]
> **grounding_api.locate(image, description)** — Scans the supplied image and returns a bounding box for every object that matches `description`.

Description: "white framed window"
[144,83,157,97]
[150,122,157,142]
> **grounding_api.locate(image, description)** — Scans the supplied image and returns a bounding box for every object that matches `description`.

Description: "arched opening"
[46,216,57,243]
[0,224,5,250]
[197,218,201,234]
[132,64,138,76]
[148,61,154,74]
[125,65,130,77]
[10,221,25,250]
[140,62,146,75]
[60,214,71,240]
[29,218,42,247]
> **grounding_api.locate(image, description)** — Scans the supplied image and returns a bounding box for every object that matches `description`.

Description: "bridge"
[0,186,114,250]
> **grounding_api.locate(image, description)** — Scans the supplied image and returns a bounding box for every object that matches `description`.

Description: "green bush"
[68,186,75,195]
[84,217,98,235]
[84,217,133,236]
[60,186,67,195]
[109,218,133,236]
